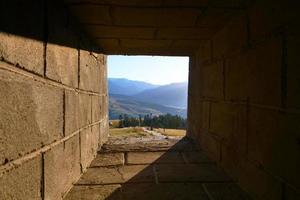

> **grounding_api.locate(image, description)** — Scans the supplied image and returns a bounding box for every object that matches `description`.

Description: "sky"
[108,55,189,85]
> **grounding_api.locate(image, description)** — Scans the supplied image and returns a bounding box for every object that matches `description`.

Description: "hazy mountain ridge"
[109,78,158,95]
[108,78,188,119]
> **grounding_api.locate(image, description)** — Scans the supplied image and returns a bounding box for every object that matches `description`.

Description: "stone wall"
[0,0,109,199]
[188,2,300,200]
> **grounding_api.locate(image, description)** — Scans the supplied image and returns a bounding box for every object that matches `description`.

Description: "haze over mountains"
[108,78,188,119]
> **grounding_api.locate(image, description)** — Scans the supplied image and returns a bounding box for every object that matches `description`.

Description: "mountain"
[133,82,188,108]
[109,94,187,120]
[109,78,158,95]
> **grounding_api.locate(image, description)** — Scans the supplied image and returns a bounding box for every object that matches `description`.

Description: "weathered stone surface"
[65,90,79,136]
[0,67,63,165]
[90,153,124,167]
[80,127,98,171]
[100,119,109,145]
[79,50,100,92]
[79,93,91,128]
[46,44,78,87]
[198,132,221,163]
[91,123,101,148]
[204,183,252,200]
[92,95,101,123]
[76,165,155,184]
[45,135,81,200]
[200,61,223,99]
[127,152,184,164]
[64,185,122,200]
[122,183,210,200]
[212,13,247,59]
[0,156,41,200]
[182,151,212,164]
[156,164,231,182]
[248,107,300,189]
[239,161,282,200]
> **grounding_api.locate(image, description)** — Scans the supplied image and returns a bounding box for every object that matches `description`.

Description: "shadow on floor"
[64,137,252,200]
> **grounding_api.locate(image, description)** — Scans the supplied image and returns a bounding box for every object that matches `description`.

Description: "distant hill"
[109,94,187,120]
[109,78,158,96]
[133,82,188,108]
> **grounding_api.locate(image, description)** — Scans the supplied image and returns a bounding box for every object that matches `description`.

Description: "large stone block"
[198,132,221,163]
[200,61,223,99]
[78,93,91,128]
[0,33,44,75]
[212,13,247,59]
[46,44,78,87]
[80,127,98,171]
[226,36,282,106]
[100,119,109,145]
[79,50,101,92]
[0,0,44,75]
[44,135,81,200]
[0,68,63,165]
[239,161,282,200]
[92,95,101,123]
[286,29,300,109]
[209,102,247,150]
[65,91,79,136]
[248,107,300,189]
[0,156,41,200]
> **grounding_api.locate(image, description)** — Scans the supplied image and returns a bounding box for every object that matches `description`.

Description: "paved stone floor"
[64,136,252,200]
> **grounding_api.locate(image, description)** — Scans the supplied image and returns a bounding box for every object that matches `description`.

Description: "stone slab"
[203,183,252,200]
[182,151,213,164]
[64,185,122,200]
[127,152,184,164]
[122,183,210,200]
[0,156,41,200]
[156,164,231,183]
[76,165,155,184]
[90,153,124,167]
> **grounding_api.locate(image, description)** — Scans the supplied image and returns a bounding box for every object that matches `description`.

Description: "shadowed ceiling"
[65,0,249,55]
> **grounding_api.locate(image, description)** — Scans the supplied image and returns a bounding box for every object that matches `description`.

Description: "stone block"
[200,61,223,99]
[44,135,81,200]
[196,40,212,64]
[286,29,300,109]
[122,183,210,200]
[80,127,98,171]
[77,165,155,184]
[0,156,41,200]
[79,93,91,128]
[209,102,247,150]
[239,161,282,200]
[127,152,184,164]
[113,7,201,27]
[182,151,212,164]
[100,119,109,145]
[92,95,101,123]
[198,132,221,163]
[212,13,247,59]
[0,33,44,75]
[69,5,111,24]
[248,107,300,189]
[226,36,282,106]
[46,44,78,87]
[0,68,63,165]
[92,123,101,148]
[64,185,122,200]
[79,50,100,92]
[203,183,252,200]
[90,153,124,167]
[156,164,230,182]
[65,90,79,136]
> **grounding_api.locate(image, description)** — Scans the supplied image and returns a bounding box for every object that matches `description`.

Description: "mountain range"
[108,78,188,119]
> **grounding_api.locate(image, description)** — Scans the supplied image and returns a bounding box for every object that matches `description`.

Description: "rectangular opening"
[107,55,189,139]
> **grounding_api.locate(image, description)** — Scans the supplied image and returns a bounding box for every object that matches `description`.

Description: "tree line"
[118,113,187,129]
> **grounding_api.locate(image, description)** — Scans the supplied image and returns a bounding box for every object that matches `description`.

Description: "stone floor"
[64,136,252,200]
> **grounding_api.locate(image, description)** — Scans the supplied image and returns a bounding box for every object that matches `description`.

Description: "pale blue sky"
[108,56,189,85]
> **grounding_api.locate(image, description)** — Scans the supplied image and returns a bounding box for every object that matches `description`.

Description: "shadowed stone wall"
[188,2,300,200]
[0,0,109,199]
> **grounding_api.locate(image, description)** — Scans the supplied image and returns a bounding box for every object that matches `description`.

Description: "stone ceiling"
[65,0,248,55]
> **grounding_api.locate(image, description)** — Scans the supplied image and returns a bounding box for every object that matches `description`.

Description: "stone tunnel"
[0,0,299,199]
